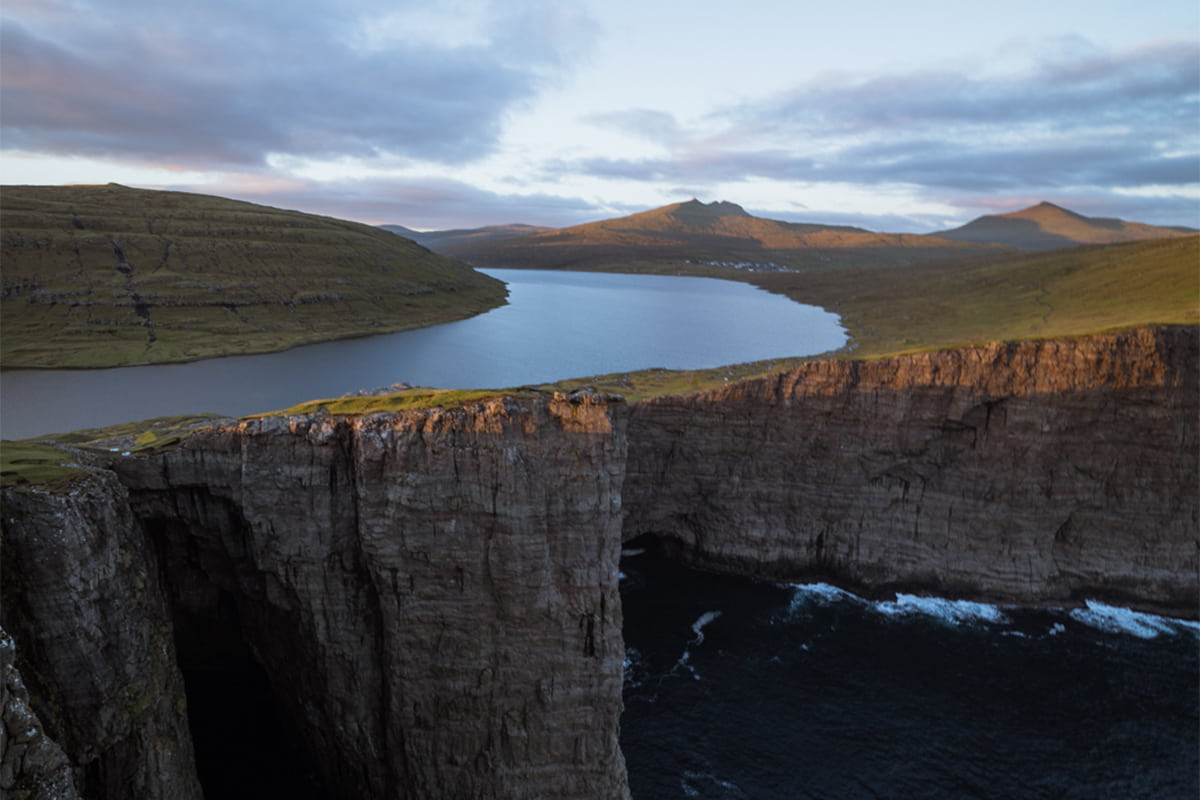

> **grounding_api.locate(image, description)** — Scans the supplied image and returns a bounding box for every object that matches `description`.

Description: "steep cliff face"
[623,326,1199,615]
[0,468,202,800]
[113,393,630,800]
[2,626,82,800]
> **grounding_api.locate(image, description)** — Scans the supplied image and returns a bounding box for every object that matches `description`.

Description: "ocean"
[619,547,1200,800]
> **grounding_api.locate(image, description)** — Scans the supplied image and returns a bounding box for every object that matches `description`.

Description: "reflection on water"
[1,270,843,438]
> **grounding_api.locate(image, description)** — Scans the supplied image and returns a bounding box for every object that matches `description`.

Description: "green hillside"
[1,184,507,368]
[753,234,1200,358]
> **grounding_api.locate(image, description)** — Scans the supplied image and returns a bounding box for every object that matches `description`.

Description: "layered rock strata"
[623,326,1198,614]
[113,393,630,800]
[2,326,1196,799]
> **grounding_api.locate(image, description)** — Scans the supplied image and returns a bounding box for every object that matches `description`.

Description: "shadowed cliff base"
[2,327,1196,798]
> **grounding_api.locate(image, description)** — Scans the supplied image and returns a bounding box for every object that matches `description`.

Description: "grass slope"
[752,234,1200,358]
[1,184,507,368]
[1,413,221,491]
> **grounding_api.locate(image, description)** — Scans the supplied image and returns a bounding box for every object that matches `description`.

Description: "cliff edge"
[625,326,1198,614]
[2,327,1196,798]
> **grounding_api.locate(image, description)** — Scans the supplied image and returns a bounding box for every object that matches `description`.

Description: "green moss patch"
[254,388,545,418]
[0,440,91,491]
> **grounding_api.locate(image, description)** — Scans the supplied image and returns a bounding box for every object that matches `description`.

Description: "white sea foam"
[1069,600,1193,639]
[664,612,724,681]
[874,593,1009,625]
[690,611,722,645]
[682,771,749,799]
[788,581,861,604]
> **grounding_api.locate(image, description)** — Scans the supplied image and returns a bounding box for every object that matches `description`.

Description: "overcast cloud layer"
[2,0,1197,230]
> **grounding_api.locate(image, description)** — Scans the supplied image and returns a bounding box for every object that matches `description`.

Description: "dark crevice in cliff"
[140,512,332,800]
[175,599,329,800]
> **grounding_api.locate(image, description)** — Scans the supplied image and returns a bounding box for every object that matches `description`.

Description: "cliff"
[2,326,1196,798]
[1,465,201,800]
[112,393,630,800]
[624,326,1199,614]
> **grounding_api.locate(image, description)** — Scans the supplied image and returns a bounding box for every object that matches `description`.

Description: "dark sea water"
[619,548,1200,800]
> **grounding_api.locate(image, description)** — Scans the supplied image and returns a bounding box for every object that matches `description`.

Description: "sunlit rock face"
[2,327,1196,799]
[115,393,631,800]
[623,326,1199,616]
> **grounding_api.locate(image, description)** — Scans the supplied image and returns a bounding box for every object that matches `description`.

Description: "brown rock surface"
[114,392,630,800]
[623,326,1199,615]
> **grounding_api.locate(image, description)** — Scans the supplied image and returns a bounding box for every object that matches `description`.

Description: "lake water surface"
[1,269,844,439]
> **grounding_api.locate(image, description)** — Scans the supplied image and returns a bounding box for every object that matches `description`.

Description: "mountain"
[0,184,507,368]
[935,202,1194,250]
[436,199,1006,271]
[380,223,553,251]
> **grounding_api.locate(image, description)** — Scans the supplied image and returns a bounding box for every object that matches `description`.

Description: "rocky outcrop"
[2,327,1196,798]
[1,468,202,800]
[112,393,630,800]
[2,627,81,800]
[623,326,1199,615]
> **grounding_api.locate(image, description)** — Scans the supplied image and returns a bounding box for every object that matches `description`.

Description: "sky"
[2,0,1198,232]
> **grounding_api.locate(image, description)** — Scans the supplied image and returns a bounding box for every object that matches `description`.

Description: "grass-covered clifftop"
[0,184,507,368]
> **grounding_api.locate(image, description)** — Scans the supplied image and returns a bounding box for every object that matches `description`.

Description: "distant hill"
[935,202,1193,250]
[439,199,1005,271]
[0,184,507,368]
[380,223,553,251]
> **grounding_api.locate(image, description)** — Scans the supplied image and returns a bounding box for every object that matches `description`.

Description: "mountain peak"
[937,202,1188,250]
[1004,201,1084,221]
[665,199,751,222]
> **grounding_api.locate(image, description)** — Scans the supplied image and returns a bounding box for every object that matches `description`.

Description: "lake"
[0,269,845,439]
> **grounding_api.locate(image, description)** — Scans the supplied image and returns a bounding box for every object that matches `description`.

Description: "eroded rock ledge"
[3,326,1196,799]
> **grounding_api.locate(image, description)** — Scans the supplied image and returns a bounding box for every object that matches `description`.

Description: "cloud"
[564,38,1199,213]
[732,39,1198,139]
[1,0,595,169]
[167,174,613,229]
[582,109,685,146]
